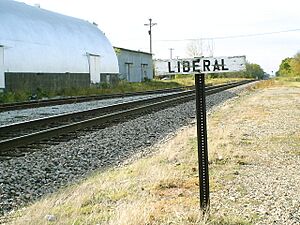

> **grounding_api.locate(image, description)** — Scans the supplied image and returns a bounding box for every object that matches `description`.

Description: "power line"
[154,28,300,42]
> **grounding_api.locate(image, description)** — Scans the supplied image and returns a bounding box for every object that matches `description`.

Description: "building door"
[0,46,4,89]
[141,63,148,81]
[125,62,132,81]
[88,54,101,83]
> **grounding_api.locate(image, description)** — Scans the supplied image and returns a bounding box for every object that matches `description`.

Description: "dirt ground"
[206,85,300,224]
[3,83,300,225]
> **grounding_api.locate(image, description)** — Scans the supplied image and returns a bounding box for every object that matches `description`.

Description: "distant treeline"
[209,63,265,80]
[277,52,300,77]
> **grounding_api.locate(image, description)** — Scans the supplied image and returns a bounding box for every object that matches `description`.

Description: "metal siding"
[5,72,90,92]
[116,48,153,82]
[0,0,119,75]
[143,56,154,80]
[131,52,141,82]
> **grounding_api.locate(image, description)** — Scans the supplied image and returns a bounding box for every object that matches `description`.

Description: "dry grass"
[6,121,254,225]
[164,76,248,87]
[246,78,300,91]
[7,128,206,225]
[246,79,276,90]
[6,79,299,225]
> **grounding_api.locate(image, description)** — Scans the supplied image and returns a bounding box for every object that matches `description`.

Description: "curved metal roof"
[0,0,119,79]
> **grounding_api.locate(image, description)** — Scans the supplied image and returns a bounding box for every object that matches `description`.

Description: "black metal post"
[195,73,210,212]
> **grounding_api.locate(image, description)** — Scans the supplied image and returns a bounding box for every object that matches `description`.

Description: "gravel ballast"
[0,84,253,216]
[0,93,180,126]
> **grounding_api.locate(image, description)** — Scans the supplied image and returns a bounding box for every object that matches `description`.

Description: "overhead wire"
[154,28,300,42]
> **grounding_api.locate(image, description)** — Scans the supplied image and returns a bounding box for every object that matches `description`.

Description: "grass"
[0,77,249,103]
[2,124,253,225]
[275,76,300,88]
[163,75,247,87]
[270,135,300,155]
[245,77,300,91]
[4,91,260,225]
[5,128,205,224]
[0,80,182,103]
[6,79,300,224]
[246,79,276,90]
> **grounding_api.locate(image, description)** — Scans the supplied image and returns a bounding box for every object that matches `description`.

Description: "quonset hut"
[0,0,119,92]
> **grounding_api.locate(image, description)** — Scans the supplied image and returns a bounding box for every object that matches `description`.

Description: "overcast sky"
[16,0,300,75]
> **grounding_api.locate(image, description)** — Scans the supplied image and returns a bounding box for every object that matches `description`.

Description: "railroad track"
[0,80,252,158]
[0,86,194,112]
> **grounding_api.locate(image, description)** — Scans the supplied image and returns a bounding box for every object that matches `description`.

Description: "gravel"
[0,84,253,216]
[209,86,300,225]
[0,93,180,126]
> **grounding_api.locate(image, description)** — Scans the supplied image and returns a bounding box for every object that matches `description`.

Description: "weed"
[208,215,253,225]
[0,78,249,103]
[248,80,275,90]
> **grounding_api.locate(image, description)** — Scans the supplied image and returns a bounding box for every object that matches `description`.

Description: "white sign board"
[155,56,246,75]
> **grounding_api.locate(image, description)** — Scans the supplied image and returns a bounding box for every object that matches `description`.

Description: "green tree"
[277,57,293,76]
[277,52,300,77]
[242,63,265,79]
[209,62,265,79]
[290,52,300,76]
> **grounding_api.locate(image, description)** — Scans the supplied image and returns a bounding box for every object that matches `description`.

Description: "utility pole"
[169,48,174,59]
[144,18,157,54]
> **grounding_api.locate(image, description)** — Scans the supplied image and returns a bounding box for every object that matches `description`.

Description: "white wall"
[0,0,119,83]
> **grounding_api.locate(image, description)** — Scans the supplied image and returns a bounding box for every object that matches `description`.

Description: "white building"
[114,47,153,82]
[0,0,119,92]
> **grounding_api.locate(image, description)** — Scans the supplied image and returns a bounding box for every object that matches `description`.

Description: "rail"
[0,86,194,112]
[0,80,253,155]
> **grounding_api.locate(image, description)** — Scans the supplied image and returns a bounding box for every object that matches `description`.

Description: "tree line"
[276,52,300,77]
[209,63,265,79]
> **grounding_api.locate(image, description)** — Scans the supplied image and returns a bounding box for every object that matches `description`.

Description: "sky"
[16,0,300,75]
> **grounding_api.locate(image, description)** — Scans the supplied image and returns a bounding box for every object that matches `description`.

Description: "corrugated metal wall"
[5,73,90,92]
[115,48,153,82]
